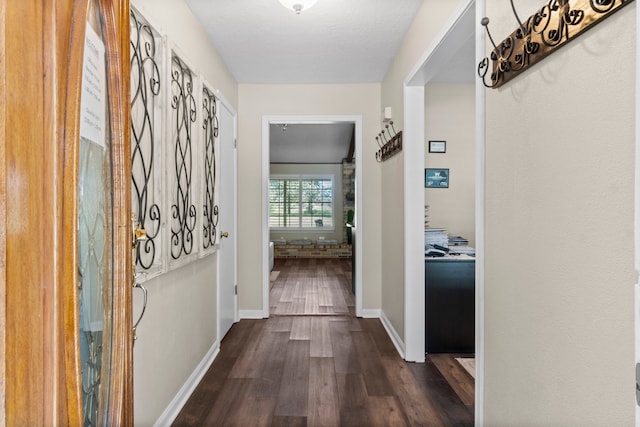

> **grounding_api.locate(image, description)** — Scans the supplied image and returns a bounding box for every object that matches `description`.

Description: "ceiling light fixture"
[278,0,318,14]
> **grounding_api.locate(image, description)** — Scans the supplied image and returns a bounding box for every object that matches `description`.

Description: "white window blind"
[269,176,334,230]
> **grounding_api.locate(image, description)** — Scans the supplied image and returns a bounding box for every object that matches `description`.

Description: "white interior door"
[218,98,237,340]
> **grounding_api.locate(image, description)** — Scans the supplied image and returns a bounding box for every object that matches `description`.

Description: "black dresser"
[425,255,475,353]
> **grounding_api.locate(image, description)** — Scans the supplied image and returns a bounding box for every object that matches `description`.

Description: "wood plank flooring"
[173,258,474,426]
[270,258,355,316]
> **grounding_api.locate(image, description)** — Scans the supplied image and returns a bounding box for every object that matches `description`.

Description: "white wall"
[129,0,237,425]
[132,259,218,425]
[380,153,406,339]
[385,0,636,422]
[238,84,381,312]
[424,83,475,247]
[380,0,464,348]
[484,1,635,424]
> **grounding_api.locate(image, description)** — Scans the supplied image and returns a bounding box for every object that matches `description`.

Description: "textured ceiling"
[184,0,475,162]
[184,0,425,84]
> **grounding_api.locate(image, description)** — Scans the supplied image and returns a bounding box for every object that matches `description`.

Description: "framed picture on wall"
[428,140,446,153]
[425,168,449,188]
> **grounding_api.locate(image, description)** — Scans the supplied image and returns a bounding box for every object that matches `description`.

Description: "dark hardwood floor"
[173,258,474,426]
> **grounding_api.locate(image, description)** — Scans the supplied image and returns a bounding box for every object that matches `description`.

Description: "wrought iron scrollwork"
[79,327,102,427]
[478,0,633,89]
[78,136,111,427]
[375,121,402,162]
[170,54,197,259]
[202,86,219,249]
[130,9,161,270]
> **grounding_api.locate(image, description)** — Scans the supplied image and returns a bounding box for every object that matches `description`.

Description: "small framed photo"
[425,168,449,188]
[428,140,446,153]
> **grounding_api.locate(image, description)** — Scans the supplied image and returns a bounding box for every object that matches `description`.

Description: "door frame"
[0,0,132,424]
[635,2,640,425]
[402,0,483,421]
[217,92,239,339]
[261,115,363,317]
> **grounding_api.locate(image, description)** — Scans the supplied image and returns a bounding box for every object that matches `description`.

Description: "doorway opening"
[402,0,483,420]
[261,115,363,318]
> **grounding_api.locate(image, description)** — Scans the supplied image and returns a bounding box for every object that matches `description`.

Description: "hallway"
[172,259,474,426]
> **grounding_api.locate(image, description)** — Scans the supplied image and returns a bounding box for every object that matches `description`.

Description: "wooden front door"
[1,0,132,425]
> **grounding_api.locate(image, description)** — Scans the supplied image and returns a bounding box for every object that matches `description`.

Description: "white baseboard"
[379,311,406,359]
[359,309,406,360]
[360,308,381,318]
[153,340,220,427]
[239,309,267,319]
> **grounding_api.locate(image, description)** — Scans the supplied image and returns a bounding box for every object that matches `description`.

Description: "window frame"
[269,174,336,231]
[199,79,220,257]
[165,45,201,269]
[130,8,223,281]
[130,7,167,281]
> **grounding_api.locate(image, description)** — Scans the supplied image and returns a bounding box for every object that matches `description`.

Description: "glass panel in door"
[77,1,114,425]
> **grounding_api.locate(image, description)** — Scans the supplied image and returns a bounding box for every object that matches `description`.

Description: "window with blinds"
[269,176,334,230]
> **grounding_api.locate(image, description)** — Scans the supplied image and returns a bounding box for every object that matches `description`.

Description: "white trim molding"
[380,311,406,359]
[238,309,268,319]
[360,309,381,318]
[475,1,485,425]
[153,340,220,427]
[634,1,640,425]
[403,85,426,363]
[261,115,364,319]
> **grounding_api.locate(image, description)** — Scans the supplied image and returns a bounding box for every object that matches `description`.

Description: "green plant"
[346,209,354,244]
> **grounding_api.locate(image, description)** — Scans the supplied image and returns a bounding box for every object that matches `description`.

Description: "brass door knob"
[221,231,229,238]
[131,214,147,247]
[134,227,147,242]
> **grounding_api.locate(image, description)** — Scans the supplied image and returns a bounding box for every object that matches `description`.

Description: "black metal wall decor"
[375,121,403,162]
[170,53,197,260]
[478,0,634,89]
[130,9,162,270]
[202,85,219,249]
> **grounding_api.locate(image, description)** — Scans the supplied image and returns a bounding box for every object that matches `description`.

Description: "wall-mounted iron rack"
[375,121,402,162]
[478,0,634,89]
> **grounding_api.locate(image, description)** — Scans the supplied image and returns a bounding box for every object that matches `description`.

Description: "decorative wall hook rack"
[478,0,634,89]
[375,121,402,162]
